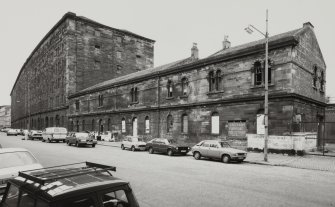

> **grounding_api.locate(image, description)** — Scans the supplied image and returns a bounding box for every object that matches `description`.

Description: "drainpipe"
[157,74,161,137]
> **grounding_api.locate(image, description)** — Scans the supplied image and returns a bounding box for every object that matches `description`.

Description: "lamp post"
[245,10,269,162]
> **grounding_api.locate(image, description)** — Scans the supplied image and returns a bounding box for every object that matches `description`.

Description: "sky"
[0,0,334,105]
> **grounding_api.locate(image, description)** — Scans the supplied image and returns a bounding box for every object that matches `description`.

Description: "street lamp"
[245,10,269,162]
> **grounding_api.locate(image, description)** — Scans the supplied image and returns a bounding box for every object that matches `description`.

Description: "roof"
[75,56,197,95]
[10,12,155,96]
[209,28,302,57]
[71,26,308,98]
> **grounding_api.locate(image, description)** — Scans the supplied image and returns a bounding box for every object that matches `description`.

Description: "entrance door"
[132,118,138,137]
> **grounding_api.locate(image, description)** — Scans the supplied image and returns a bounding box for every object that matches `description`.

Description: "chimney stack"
[222,35,231,50]
[303,22,314,29]
[191,43,199,59]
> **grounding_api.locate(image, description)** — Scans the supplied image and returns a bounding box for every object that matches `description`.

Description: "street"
[1,132,335,207]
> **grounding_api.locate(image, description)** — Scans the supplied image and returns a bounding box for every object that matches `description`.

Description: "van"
[42,127,68,143]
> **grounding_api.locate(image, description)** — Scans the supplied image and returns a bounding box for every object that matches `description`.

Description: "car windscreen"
[0,151,38,168]
[167,139,176,144]
[219,142,231,148]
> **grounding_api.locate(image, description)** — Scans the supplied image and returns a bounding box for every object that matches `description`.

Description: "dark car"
[66,132,97,147]
[146,138,190,156]
[0,162,140,207]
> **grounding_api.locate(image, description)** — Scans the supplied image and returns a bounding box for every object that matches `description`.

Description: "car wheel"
[131,146,136,152]
[31,137,34,141]
[75,142,80,147]
[47,138,51,143]
[193,152,201,160]
[42,139,45,142]
[167,149,173,156]
[148,147,154,154]
[92,144,96,148]
[63,140,66,143]
[66,140,70,145]
[121,144,125,150]
[222,155,231,163]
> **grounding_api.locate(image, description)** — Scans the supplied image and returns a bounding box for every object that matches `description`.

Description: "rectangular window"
[75,100,79,111]
[122,119,126,133]
[98,95,104,107]
[182,115,188,133]
[145,118,150,133]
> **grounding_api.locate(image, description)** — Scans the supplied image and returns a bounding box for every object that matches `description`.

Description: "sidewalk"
[97,141,335,173]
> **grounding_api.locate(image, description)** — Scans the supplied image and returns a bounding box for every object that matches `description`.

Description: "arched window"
[167,80,173,98]
[216,70,222,91]
[121,118,126,133]
[211,112,219,134]
[208,71,215,92]
[91,119,95,131]
[82,120,85,131]
[167,114,173,133]
[181,77,188,96]
[181,114,188,134]
[145,116,150,133]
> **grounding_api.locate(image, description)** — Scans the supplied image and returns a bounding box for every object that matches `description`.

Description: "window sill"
[166,97,174,100]
[251,83,275,89]
[130,101,139,105]
[207,90,225,95]
[179,95,188,98]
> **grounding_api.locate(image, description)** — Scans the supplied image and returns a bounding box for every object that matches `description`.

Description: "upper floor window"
[181,77,188,96]
[215,70,222,91]
[253,60,272,86]
[208,71,215,92]
[116,51,122,59]
[313,66,318,88]
[208,70,223,92]
[167,80,173,98]
[75,100,79,111]
[130,87,139,103]
[98,95,104,107]
[320,70,325,92]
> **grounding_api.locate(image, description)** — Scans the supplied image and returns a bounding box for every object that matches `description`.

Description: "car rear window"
[54,128,67,133]
[0,151,38,168]
[75,133,89,138]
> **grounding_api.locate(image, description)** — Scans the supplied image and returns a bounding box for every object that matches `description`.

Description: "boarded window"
[228,121,246,138]
[211,113,219,134]
[167,115,173,133]
[257,114,265,135]
[182,114,188,133]
[121,118,126,133]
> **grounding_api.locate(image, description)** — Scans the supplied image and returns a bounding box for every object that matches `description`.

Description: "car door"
[151,139,161,152]
[200,142,211,157]
[160,139,169,153]
[208,143,221,159]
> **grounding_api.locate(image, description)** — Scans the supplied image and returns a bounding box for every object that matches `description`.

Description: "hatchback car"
[146,138,190,156]
[66,132,97,147]
[191,140,247,163]
[28,130,43,140]
[121,136,146,151]
[0,162,139,207]
[0,148,43,197]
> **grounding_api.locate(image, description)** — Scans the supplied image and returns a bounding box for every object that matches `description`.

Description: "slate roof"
[79,57,197,93]
[73,26,309,97]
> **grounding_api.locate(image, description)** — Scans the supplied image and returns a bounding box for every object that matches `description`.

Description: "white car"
[0,148,43,196]
[121,136,147,151]
[99,131,115,142]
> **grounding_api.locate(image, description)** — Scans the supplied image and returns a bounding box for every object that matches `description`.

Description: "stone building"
[67,22,326,145]
[10,12,154,129]
[0,105,11,128]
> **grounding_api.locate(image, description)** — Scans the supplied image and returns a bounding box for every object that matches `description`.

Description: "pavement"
[97,141,335,173]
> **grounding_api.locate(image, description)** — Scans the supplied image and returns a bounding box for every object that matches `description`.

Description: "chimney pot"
[222,35,231,50]
[191,43,199,59]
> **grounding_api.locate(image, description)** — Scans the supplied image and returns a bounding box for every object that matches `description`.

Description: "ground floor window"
[145,116,150,133]
[257,113,265,134]
[121,118,126,133]
[167,115,173,133]
[211,112,219,134]
[182,114,188,133]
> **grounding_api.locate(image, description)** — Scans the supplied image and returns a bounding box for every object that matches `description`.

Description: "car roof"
[0,148,29,154]
[10,171,128,201]
[8,162,126,201]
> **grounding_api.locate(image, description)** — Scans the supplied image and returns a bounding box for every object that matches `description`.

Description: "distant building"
[10,12,154,130]
[0,105,11,128]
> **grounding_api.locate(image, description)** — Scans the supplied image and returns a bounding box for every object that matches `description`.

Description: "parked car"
[0,162,140,207]
[121,136,146,151]
[28,130,43,140]
[42,127,68,143]
[6,129,17,136]
[146,138,190,156]
[0,128,10,133]
[66,132,97,147]
[16,129,24,136]
[0,148,43,198]
[191,140,247,163]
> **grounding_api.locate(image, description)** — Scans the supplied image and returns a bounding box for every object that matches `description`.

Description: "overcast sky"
[0,0,334,105]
